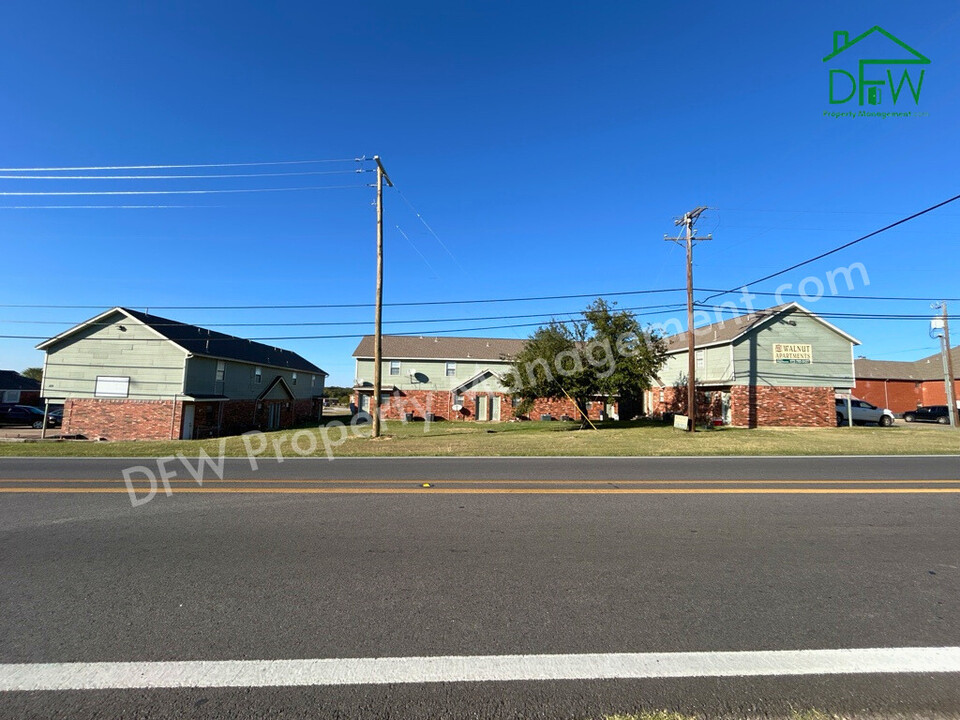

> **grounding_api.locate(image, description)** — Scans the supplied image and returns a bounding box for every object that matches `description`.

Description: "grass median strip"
[1,420,957,458]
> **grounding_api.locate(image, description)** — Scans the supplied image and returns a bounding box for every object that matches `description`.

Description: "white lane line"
[2,647,959,691]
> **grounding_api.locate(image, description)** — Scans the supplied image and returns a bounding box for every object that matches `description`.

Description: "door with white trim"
[181,404,195,440]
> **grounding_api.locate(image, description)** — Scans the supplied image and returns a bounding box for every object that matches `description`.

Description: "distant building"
[37,308,327,441]
[854,346,960,414]
[352,336,614,422]
[0,370,41,406]
[648,303,860,427]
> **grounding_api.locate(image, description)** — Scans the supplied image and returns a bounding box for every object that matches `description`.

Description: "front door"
[476,395,488,421]
[181,404,195,440]
[267,403,282,430]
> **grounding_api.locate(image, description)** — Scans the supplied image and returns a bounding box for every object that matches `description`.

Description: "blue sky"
[2,0,958,385]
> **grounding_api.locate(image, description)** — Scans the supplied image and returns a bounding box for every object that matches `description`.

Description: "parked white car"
[835,397,895,427]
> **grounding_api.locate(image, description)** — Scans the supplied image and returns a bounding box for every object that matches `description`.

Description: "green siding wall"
[657,309,855,389]
[184,356,323,400]
[731,310,854,388]
[657,344,733,387]
[41,311,186,401]
[355,358,514,393]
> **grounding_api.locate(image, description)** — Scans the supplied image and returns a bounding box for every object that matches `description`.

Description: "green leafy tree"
[503,299,667,421]
[583,299,667,418]
[322,386,354,404]
[21,367,43,383]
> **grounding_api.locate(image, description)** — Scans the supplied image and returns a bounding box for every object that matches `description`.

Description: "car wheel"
[938,415,950,425]
[31,421,43,429]
[836,412,844,427]
[903,413,916,422]
[879,415,893,427]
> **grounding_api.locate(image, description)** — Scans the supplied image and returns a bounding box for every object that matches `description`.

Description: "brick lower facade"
[646,384,834,428]
[729,385,834,428]
[63,396,324,441]
[63,398,184,441]
[354,390,609,422]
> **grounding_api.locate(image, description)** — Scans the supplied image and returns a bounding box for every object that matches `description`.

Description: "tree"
[21,367,42,383]
[584,299,667,419]
[322,386,353,405]
[502,299,667,422]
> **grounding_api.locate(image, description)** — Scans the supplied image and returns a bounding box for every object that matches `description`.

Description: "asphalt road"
[2,456,960,718]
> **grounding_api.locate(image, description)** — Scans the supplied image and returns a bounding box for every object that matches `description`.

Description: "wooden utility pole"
[937,301,958,428]
[371,156,392,439]
[665,208,711,432]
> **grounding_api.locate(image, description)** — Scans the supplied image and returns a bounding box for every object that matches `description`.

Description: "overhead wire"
[698,191,960,305]
[0,158,370,172]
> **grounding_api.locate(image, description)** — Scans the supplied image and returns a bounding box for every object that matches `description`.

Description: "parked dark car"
[902,405,952,424]
[0,405,49,429]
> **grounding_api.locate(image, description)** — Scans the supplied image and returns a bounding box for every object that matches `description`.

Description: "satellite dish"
[452,404,463,412]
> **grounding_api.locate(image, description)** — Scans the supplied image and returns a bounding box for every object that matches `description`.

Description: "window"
[311,375,316,388]
[255,367,262,384]
[453,393,464,406]
[445,362,456,377]
[695,350,705,371]
[659,389,665,403]
[292,373,298,386]
[215,361,225,383]
[390,360,401,376]
[95,376,130,398]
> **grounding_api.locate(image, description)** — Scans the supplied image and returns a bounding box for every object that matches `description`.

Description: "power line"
[0,158,369,172]
[0,305,693,343]
[3,286,960,312]
[699,289,960,303]
[3,310,957,345]
[699,191,960,304]
[392,185,464,271]
[0,184,370,197]
[0,302,689,329]
[0,169,370,180]
[0,287,689,310]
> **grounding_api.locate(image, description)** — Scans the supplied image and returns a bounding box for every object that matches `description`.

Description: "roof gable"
[662,303,860,353]
[36,307,327,376]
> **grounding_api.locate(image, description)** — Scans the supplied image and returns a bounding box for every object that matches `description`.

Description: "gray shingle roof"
[38,308,326,375]
[0,370,41,391]
[119,308,327,375]
[661,303,794,352]
[353,335,527,361]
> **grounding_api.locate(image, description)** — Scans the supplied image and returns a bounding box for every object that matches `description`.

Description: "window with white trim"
[255,367,262,384]
[695,349,705,371]
[292,373,298,386]
[215,361,225,383]
[311,375,316,388]
[390,360,401,376]
[445,362,456,377]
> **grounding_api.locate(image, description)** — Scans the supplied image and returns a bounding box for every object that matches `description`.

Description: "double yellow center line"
[1,478,960,494]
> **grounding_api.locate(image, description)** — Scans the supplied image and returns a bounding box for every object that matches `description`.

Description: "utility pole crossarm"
[374,155,393,187]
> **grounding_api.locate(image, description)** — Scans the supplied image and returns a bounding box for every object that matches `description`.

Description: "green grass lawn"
[1,418,957,457]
